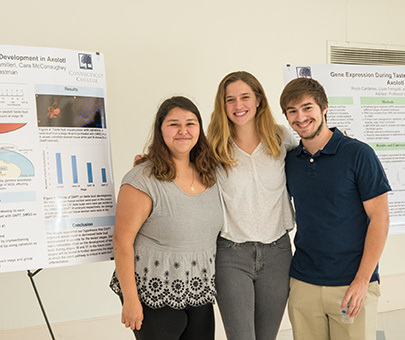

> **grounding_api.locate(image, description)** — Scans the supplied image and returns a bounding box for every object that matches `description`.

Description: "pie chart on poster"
[0,123,27,133]
[0,148,35,177]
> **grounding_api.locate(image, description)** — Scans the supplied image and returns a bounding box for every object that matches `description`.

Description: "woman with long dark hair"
[110,96,223,340]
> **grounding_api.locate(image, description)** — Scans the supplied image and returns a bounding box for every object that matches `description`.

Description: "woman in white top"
[207,71,297,340]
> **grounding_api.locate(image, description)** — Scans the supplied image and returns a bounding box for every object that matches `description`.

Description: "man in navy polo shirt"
[280,77,391,340]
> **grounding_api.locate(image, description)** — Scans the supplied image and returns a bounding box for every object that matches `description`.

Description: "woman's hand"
[121,296,144,330]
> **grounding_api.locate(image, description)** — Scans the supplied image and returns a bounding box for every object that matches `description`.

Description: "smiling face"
[285,95,328,140]
[224,80,260,129]
[161,107,200,159]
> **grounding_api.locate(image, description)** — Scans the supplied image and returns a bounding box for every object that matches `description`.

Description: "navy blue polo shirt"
[286,128,391,286]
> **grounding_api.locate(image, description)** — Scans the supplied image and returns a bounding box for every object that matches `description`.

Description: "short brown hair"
[280,78,328,115]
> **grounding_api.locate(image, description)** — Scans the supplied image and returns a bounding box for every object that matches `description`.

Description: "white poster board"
[0,45,115,272]
[283,64,405,235]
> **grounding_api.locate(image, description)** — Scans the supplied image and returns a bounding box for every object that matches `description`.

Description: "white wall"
[1,0,405,332]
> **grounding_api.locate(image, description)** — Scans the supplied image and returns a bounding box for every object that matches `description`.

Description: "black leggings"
[133,302,215,340]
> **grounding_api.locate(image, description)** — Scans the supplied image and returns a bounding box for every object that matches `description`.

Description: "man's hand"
[341,277,369,317]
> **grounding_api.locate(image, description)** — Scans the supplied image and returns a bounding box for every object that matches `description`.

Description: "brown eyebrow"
[225,92,251,99]
[165,118,198,122]
[286,102,313,111]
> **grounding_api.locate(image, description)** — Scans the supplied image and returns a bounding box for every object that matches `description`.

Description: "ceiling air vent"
[328,41,405,65]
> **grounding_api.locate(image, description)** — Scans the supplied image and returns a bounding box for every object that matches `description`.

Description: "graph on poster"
[56,153,108,185]
[43,147,111,189]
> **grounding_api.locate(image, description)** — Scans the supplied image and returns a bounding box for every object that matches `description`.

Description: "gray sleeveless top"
[110,161,223,309]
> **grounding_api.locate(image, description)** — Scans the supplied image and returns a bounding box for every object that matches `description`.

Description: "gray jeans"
[215,233,292,340]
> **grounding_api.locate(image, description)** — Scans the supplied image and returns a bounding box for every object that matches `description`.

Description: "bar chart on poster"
[0,45,116,273]
[43,145,112,189]
[53,152,109,186]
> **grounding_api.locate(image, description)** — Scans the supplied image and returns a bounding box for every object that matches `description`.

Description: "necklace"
[190,167,195,192]
[176,167,195,192]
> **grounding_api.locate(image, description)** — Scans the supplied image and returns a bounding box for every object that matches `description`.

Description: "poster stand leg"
[27,269,56,340]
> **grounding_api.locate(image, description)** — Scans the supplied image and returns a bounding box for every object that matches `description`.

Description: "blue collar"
[294,127,344,157]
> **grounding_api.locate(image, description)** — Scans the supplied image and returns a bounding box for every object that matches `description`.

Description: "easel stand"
[27,269,56,340]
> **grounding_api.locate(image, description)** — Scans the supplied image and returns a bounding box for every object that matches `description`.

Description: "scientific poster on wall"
[284,64,405,234]
[0,45,115,273]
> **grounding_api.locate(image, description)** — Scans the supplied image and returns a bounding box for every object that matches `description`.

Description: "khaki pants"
[288,278,380,340]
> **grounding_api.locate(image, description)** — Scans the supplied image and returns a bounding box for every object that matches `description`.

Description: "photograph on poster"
[36,95,106,128]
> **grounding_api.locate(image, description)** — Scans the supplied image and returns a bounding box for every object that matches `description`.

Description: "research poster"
[0,45,115,273]
[284,64,405,234]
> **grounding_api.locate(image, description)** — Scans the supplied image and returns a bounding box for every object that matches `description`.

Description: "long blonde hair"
[207,71,284,171]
